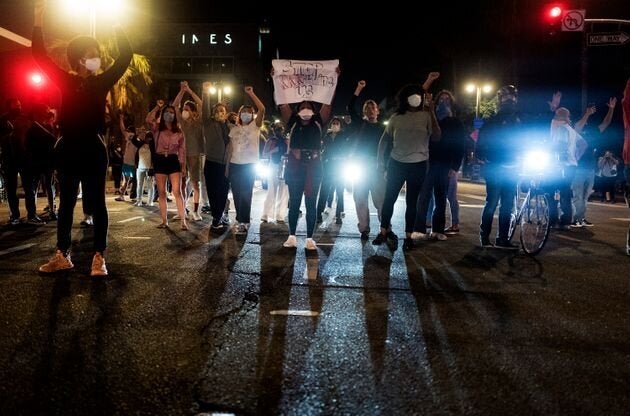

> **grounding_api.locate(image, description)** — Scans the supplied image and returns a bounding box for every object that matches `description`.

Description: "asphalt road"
[0,181,629,415]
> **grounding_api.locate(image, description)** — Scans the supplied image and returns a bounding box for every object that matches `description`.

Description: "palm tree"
[46,36,153,121]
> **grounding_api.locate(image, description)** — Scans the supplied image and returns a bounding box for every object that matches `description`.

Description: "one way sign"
[587,32,630,46]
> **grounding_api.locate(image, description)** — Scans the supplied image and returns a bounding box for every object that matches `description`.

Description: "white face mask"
[181,110,191,120]
[407,94,422,108]
[330,125,341,133]
[240,112,253,124]
[82,57,101,72]
[298,108,314,120]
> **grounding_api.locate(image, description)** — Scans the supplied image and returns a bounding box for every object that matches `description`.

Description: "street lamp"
[62,0,124,37]
[206,82,233,104]
[465,82,493,119]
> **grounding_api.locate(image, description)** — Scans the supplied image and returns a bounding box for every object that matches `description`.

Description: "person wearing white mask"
[373,83,441,250]
[225,86,266,233]
[173,81,204,221]
[278,98,335,251]
[32,0,132,276]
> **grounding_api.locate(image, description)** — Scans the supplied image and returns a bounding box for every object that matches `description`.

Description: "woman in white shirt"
[225,86,265,233]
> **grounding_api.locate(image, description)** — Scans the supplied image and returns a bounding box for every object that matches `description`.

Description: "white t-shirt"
[137,143,152,170]
[229,122,260,165]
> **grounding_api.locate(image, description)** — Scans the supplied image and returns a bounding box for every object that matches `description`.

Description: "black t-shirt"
[288,114,323,150]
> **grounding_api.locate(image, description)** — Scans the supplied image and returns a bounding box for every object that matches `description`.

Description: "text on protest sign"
[272,59,339,105]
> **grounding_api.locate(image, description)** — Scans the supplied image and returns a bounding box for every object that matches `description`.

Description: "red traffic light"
[543,3,564,35]
[549,6,562,18]
[30,72,44,86]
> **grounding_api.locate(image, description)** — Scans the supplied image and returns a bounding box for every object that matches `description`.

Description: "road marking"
[460,204,485,208]
[611,217,630,222]
[589,202,628,208]
[0,231,16,240]
[554,234,584,243]
[460,193,487,201]
[270,310,320,317]
[118,216,144,223]
[0,243,36,257]
[123,236,151,240]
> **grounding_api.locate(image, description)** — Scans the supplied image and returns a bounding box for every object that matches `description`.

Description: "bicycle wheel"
[519,192,551,255]
[507,180,527,242]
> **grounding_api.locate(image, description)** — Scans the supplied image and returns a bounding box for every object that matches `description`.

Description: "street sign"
[562,9,586,31]
[587,32,630,46]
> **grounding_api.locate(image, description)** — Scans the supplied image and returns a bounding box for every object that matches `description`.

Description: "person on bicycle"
[476,85,521,250]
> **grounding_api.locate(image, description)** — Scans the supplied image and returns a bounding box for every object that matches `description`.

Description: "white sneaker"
[411,231,429,240]
[306,238,317,251]
[430,232,448,241]
[191,211,202,221]
[39,250,74,273]
[90,252,108,277]
[135,200,143,206]
[283,235,297,248]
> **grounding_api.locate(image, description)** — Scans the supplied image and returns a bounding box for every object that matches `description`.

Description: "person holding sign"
[272,60,339,251]
[278,99,335,250]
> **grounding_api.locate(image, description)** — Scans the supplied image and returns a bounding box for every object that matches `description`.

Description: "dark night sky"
[0,0,628,117]
[148,0,629,115]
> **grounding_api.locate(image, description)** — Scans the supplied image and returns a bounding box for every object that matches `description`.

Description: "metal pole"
[475,87,481,119]
[581,26,588,111]
[89,3,96,37]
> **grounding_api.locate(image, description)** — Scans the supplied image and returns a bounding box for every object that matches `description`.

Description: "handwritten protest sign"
[272,59,339,105]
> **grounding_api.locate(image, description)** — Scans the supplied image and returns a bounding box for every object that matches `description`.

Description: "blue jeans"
[480,166,517,242]
[571,167,594,221]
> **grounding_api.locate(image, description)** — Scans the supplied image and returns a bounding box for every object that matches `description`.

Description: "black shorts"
[153,154,181,175]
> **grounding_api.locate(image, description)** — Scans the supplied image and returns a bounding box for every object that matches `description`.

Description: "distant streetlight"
[465,82,493,119]
[206,82,233,104]
[62,0,124,37]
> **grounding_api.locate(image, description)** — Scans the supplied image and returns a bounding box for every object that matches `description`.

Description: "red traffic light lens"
[549,6,562,18]
[30,73,44,86]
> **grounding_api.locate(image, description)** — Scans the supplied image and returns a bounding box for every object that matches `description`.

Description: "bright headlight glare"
[343,162,363,182]
[255,162,270,178]
[523,150,550,171]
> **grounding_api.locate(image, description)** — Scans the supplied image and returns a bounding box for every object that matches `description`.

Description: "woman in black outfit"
[33,0,132,276]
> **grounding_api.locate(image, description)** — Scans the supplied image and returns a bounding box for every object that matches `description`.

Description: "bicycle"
[507,151,552,255]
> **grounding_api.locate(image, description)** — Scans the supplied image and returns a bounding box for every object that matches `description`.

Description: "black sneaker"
[8,217,20,226]
[402,238,414,251]
[372,233,387,245]
[360,231,369,241]
[495,240,519,250]
[335,217,342,225]
[385,230,398,244]
[581,219,594,227]
[480,237,493,248]
[27,215,46,225]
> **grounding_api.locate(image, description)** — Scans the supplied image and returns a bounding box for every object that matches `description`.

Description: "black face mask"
[500,99,517,113]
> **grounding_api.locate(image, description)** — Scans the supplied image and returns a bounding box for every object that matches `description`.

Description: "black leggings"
[55,138,109,253]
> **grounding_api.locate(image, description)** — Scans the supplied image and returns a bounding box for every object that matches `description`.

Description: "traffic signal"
[544,3,564,35]
[30,72,44,87]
